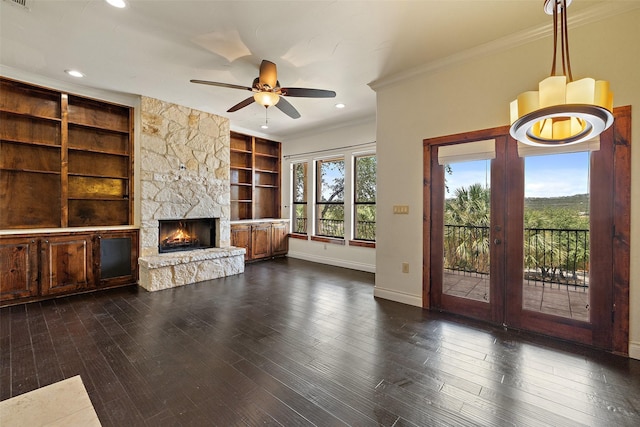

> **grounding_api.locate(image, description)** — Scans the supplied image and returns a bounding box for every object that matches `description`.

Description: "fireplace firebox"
[158,218,217,253]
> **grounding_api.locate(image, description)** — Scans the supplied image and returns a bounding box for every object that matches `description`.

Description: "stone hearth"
[138,97,244,291]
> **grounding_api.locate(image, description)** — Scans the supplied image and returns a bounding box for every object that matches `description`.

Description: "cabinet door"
[41,235,93,296]
[231,224,252,261]
[0,237,39,302]
[251,223,272,260]
[271,222,289,256]
[96,230,138,287]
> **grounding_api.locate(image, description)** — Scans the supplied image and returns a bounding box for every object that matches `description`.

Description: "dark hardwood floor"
[1,258,639,426]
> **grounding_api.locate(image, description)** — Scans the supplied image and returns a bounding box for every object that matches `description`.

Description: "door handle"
[494,238,502,245]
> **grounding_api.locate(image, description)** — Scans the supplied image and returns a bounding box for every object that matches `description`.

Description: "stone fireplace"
[138,97,244,292]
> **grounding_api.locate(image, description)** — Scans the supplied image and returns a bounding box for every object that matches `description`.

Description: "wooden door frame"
[422,106,631,355]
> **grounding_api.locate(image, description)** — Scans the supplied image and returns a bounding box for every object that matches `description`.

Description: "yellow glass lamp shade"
[510,76,613,147]
[254,91,279,107]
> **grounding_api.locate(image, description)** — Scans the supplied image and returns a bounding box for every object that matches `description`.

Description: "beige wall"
[373,10,640,358]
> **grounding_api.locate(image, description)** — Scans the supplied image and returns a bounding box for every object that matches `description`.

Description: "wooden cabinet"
[271,221,289,256]
[0,77,133,229]
[0,237,39,301]
[251,223,272,260]
[40,235,93,296]
[230,132,281,221]
[96,230,139,288]
[230,221,289,262]
[230,223,252,261]
[0,229,138,306]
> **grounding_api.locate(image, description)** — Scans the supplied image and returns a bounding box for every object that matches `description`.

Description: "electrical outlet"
[402,262,409,273]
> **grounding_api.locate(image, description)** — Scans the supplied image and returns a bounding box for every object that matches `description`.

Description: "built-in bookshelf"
[229,131,281,220]
[0,77,133,229]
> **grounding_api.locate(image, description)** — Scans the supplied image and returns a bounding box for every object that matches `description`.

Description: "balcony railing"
[317,218,344,238]
[293,217,307,234]
[444,224,589,289]
[295,218,376,241]
[355,220,376,241]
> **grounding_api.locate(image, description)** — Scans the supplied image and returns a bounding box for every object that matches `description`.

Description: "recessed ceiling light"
[335,103,346,109]
[65,69,84,78]
[105,0,127,8]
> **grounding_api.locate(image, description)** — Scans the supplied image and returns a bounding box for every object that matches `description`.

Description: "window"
[291,162,308,234]
[353,154,376,241]
[316,158,345,238]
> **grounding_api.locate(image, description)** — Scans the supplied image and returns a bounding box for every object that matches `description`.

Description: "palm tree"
[444,183,490,274]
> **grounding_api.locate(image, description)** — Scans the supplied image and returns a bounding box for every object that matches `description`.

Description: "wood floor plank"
[0,258,638,426]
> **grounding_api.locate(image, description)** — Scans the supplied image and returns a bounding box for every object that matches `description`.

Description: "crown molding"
[369,2,640,91]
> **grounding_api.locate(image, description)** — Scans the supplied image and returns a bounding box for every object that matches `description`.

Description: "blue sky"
[445,152,590,198]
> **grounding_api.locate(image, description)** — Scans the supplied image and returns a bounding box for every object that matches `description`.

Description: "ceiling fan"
[190,60,336,119]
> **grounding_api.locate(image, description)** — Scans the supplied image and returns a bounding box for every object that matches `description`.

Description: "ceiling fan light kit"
[191,59,336,124]
[509,0,614,147]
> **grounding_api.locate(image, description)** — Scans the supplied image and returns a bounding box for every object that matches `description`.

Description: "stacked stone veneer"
[138,96,244,292]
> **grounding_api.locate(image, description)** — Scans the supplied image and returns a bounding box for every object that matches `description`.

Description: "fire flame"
[163,224,194,245]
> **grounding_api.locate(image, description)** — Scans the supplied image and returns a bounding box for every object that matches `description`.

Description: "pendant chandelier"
[509,0,613,147]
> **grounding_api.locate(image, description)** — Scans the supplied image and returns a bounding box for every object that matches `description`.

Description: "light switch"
[393,205,409,214]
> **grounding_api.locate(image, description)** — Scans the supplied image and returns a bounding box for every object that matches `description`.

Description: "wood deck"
[444,270,590,321]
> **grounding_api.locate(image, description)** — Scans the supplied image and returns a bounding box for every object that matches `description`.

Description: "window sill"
[348,240,375,248]
[288,233,308,240]
[310,236,345,245]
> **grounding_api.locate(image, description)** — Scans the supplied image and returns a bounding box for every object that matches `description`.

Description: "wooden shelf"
[68,197,129,201]
[1,78,61,120]
[67,95,130,134]
[0,109,62,123]
[254,152,279,159]
[67,120,130,134]
[231,182,252,186]
[231,165,252,171]
[255,184,278,189]
[255,168,278,174]
[68,172,129,180]
[230,148,252,154]
[68,146,130,157]
[0,138,61,149]
[0,168,61,175]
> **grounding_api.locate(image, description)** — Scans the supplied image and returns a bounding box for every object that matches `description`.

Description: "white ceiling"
[0,0,627,139]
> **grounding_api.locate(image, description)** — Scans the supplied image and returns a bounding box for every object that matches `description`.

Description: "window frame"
[290,161,308,236]
[314,156,346,240]
[351,153,376,245]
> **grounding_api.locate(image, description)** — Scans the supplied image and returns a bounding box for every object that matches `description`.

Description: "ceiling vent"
[3,0,30,10]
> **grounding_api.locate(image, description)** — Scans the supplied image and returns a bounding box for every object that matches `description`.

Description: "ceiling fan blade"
[280,87,336,98]
[259,60,278,89]
[190,79,253,92]
[275,97,301,119]
[227,97,256,112]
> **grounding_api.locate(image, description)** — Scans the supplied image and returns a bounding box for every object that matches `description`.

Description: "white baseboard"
[287,251,376,273]
[373,286,422,307]
[629,340,640,360]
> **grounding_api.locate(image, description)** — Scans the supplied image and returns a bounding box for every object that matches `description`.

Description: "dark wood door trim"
[422,108,631,355]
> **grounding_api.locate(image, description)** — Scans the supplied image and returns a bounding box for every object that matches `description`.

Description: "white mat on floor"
[0,375,101,427]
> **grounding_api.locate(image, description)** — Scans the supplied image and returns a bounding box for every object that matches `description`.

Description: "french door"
[423,109,630,352]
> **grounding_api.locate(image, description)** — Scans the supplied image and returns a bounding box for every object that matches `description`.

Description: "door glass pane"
[443,159,491,302]
[523,152,590,322]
